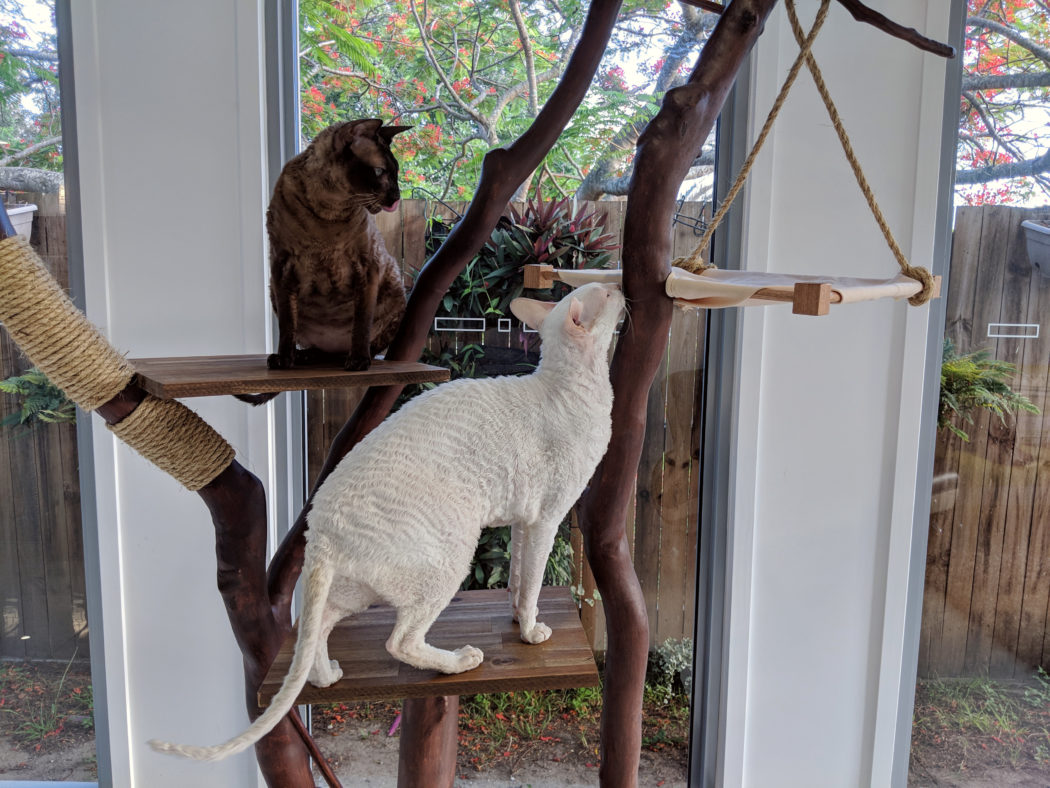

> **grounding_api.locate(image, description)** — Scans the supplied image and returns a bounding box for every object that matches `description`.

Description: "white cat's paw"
[310,660,343,687]
[452,645,484,672]
[521,621,552,644]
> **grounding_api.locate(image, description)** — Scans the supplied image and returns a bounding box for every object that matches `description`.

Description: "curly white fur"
[150,282,624,763]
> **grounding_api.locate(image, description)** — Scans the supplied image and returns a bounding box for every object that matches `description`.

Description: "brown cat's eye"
[373,166,385,177]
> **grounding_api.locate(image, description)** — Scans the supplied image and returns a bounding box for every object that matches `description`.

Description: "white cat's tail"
[148,561,334,762]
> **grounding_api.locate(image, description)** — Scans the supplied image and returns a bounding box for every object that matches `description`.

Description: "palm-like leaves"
[939,339,1040,441]
[0,367,75,428]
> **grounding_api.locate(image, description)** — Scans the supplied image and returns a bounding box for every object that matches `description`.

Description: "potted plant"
[1021,217,1050,275]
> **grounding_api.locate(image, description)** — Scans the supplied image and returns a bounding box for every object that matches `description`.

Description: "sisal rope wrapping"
[107,395,234,491]
[0,234,134,409]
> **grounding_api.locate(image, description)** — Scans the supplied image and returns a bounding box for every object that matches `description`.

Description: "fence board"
[985,220,1040,677]
[0,216,89,661]
[0,339,24,659]
[967,214,1030,674]
[922,205,1050,677]
[939,205,1013,676]
[921,208,983,675]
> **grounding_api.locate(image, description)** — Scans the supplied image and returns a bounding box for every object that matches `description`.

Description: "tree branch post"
[577,2,781,785]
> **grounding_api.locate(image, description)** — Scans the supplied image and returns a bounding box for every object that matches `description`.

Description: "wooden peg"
[792,282,833,316]
[931,275,943,300]
[523,263,556,289]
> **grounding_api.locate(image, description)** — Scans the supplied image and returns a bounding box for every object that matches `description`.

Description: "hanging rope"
[782,0,934,305]
[674,0,832,274]
[674,0,935,307]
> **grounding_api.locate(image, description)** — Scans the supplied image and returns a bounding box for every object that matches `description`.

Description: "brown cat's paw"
[267,352,293,370]
[344,354,371,372]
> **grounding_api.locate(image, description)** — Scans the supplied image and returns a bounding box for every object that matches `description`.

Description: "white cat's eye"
[373,166,385,177]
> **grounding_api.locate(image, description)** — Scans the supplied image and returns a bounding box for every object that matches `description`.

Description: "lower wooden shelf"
[258,586,599,706]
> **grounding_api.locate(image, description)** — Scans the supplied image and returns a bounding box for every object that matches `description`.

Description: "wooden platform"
[128,355,449,399]
[258,586,599,706]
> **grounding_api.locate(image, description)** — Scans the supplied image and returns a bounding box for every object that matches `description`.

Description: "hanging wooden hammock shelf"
[258,586,599,707]
[524,264,941,317]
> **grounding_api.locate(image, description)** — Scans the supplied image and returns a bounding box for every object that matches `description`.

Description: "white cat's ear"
[567,297,584,328]
[510,297,557,331]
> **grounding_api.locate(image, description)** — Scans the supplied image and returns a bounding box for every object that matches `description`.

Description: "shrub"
[939,339,1039,441]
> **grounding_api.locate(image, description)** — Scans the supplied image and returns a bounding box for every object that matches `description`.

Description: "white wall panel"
[70,2,272,785]
[721,2,952,786]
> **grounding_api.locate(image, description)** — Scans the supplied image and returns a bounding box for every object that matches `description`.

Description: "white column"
[70,2,275,785]
[719,2,952,786]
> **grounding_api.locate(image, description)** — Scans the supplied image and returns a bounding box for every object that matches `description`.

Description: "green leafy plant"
[461,516,573,592]
[425,197,619,323]
[0,653,93,747]
[938,339,1040,441]
[648,637,694,703]
[0,366,75,427]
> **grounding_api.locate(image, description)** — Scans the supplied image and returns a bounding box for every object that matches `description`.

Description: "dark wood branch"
[836,0,955,58]
[677,0,726,14]
[968,16,1050,65]
[267,0,625,637]
[963,72,1050,91]
[1,46,58,61]
[0,166,63,193]
[577,2,781,785]
[956,148,1050,185]
[289,711,343,788]
[0,136,62,167]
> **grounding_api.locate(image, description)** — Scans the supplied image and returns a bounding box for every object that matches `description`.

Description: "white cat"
[150,281,624,762]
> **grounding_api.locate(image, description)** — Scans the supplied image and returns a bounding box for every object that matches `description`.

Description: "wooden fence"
[919,205,1050,678]
[306,199,708,651]
[0,213,90,661]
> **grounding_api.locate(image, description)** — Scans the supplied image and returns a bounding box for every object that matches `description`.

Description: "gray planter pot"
[1021,218,1050,276]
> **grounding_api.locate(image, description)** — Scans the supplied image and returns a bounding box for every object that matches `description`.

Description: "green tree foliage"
[298,0,712,201]
[0,0,61,178]
[958,0,1050,204]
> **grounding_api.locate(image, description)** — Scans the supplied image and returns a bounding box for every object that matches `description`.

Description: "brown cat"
[238,119,411,404]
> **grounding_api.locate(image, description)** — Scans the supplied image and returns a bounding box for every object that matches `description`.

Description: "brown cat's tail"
[233,392,279,406]
[148,560,334,762]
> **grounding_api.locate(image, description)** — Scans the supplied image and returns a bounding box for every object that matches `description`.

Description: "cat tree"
[0,1,953,786]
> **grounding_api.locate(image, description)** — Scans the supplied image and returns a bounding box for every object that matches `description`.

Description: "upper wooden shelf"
[128,355,449,399]
[258,586,598,706]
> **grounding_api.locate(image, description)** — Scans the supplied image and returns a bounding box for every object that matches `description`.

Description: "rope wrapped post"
[0,225,317,784]
[0,234,234,490]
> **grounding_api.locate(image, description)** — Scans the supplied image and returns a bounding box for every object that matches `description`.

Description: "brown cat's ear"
[510,297,557,332]
[335,119,382,148]
[378,125,413,144]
